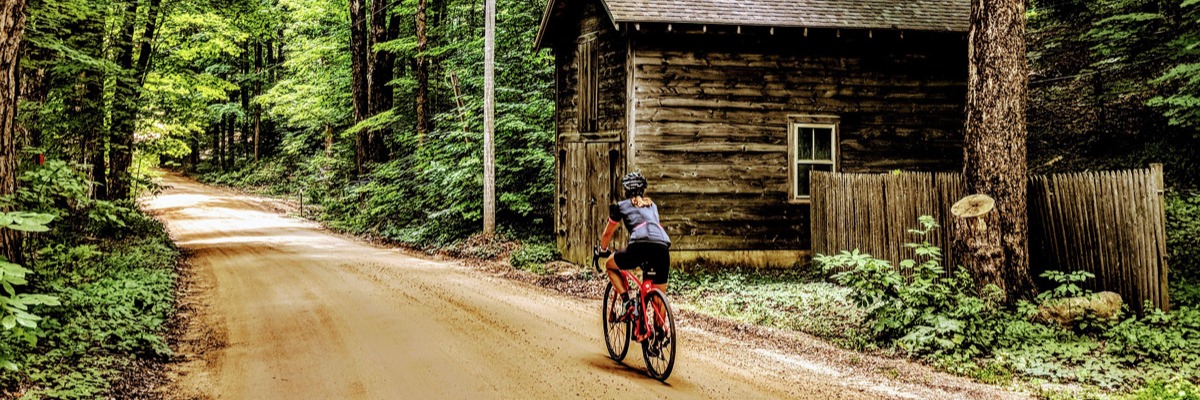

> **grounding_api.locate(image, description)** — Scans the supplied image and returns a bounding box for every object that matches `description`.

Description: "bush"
[1167,191,1200,306]
[815,216,1007,361]
[509,242,558,272]
[0,161,180,397]
[816,215,1200,390]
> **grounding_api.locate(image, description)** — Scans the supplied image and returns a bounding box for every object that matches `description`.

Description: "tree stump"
[952,194,1006,298]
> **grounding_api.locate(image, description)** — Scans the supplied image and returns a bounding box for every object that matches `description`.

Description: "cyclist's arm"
[600,219,619,251]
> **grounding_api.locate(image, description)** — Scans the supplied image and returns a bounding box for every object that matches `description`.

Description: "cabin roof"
[535,0,970,48]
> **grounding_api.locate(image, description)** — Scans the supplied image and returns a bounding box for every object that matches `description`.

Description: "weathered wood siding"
[631,30,967,252]
[551,0,628,264]
[553,0,626,139]
[813,166,1171,311]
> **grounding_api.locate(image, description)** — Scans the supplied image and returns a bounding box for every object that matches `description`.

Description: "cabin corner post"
[625,28,637,175]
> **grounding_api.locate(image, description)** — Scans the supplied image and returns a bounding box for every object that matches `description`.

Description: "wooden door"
[557,141,622,265]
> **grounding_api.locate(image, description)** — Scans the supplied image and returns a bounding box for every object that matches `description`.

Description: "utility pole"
[483,0,496,234]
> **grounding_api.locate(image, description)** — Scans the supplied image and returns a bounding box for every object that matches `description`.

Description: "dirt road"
[147,173,1023,399]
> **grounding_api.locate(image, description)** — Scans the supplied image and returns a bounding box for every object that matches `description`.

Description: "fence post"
[1152,163,1170,311]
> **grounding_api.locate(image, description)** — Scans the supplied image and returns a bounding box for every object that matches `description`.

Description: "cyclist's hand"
[597,248,612,258]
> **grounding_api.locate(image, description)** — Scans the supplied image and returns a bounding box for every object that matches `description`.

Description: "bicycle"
[593,245,677,381]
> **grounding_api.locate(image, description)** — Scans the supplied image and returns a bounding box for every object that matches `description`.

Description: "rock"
[1033,291,1123,326]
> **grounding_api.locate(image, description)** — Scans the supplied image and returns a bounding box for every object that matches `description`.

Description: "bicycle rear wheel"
[641,290,676,381]
[602,282,631,361]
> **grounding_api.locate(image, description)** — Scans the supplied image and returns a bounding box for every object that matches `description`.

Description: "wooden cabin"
[535,0,970,267]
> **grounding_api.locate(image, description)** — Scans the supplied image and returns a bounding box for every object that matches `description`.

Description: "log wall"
[631,30,968,252]
[553,0,626,139]
[551,0,628,264]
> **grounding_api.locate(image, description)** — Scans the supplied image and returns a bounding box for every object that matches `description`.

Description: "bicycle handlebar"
[592,244,608,273]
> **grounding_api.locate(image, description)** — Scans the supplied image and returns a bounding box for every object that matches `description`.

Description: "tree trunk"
[189,137,199,168]
[0,0,27,262]
[108,0,161,200]
[955,0,1036,301]
[224,113,234,170]
[240,44,250,162]
[349,0,369,176]
[415,0,428,145]
[952,194,1004,291]
[211,123,221,168]
[107,0,139,200]
[253,40,262,162]
[133,0,161,86]
[367,0,396,163]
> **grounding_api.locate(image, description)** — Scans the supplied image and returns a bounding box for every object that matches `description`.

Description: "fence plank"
[810,166,1170,310]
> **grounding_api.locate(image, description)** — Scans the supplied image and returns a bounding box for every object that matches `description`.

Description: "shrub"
[509,242,558,272]
[815,216,1007,361]
[1166,191,1200,306]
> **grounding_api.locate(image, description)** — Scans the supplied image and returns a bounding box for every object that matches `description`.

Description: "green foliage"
[0,158,178,395]
[671,267,869,347]
[196,0,556,249]
[816,216,1005,361]
[1147,0,1200,131]
[1167,191,1200,306]
[0,210,60,373]
[1027,0,1200,189]
[817,216,1200,391]
[1126,380,1200,400]
[509,242,558,273]
[1038,270,1096,301]
[11,160,140,235]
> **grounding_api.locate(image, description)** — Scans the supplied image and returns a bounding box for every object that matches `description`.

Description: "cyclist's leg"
[604,255,629,294]
[647,244,671,327]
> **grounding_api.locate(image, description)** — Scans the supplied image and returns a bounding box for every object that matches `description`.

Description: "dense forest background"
[0,0,1199,396]
[8,0,1197,249]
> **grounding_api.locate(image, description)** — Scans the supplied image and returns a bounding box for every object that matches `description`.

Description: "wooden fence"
[811,165,1170,310]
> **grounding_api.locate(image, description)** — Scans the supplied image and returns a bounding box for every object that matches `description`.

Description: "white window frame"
[788,116,839,202]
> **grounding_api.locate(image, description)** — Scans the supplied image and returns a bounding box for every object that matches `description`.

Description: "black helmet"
[621,172,647,197]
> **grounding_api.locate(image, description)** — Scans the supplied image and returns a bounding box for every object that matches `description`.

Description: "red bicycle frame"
[616,269,667,343]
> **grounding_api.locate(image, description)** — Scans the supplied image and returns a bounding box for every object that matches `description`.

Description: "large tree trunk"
[349,0,369,176]
[109,0,161,200]
[415,0,428,145]
[954,0,1036,301]
[0,0,27,262]
[367,0,396,163]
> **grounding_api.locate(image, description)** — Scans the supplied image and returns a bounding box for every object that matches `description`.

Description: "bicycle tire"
[641,289,677,381]
[602,282,631,361]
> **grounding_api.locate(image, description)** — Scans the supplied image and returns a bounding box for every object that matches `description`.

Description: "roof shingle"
[603,0,969,32]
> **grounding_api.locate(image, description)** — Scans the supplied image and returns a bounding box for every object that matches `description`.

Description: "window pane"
[796,164,812,197]
[795,128,813,160]
[814,128,833,160]
[813,164,833,172]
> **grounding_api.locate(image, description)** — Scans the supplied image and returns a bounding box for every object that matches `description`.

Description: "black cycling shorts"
[613,242,671,284]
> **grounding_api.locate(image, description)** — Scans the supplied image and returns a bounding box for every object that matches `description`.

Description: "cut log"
[951,194,1006,298]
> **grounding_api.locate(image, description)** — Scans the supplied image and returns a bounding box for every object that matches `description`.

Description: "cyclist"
[597,172,671,323]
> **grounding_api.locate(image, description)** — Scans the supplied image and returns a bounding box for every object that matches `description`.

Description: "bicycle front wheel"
[602,282,631,361]
[642,290,677,381]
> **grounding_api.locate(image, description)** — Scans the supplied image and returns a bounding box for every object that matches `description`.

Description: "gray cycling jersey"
[609,199,672,246]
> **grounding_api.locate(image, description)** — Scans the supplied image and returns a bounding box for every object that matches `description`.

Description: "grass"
[671,266,871,348]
